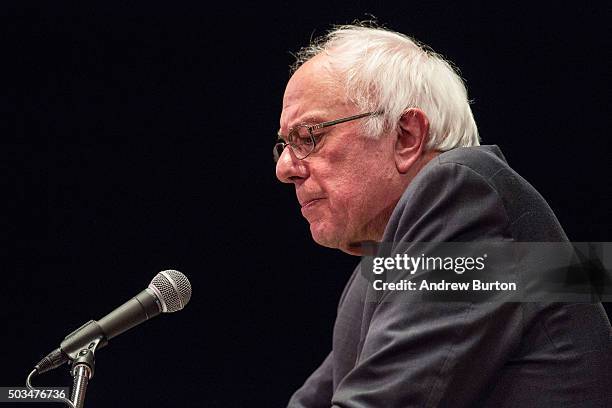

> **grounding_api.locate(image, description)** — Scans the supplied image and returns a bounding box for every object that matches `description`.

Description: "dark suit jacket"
[288,145,612,407]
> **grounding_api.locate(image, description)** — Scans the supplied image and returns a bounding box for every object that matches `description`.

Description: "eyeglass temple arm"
[311,111,381,131]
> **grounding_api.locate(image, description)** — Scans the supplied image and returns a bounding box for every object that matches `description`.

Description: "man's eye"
[288,128,310,143]
[300,137,314,146]
[312,132,325,143]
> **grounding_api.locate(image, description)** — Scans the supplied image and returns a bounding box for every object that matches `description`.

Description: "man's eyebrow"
[297,115,327,126]
[279,114,328,138]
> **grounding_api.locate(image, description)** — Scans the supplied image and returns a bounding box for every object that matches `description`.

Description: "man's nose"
[275,147,308,184]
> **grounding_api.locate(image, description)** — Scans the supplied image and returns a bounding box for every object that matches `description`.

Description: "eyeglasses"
[273,111,380,163]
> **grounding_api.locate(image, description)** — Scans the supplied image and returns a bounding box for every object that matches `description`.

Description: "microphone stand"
[69,348,96,408]
[59,321,105,408]
[54,322,105,408]
[26,334,102,408]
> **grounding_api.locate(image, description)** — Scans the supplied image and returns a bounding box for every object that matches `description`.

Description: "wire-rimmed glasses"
[273,111,380,162]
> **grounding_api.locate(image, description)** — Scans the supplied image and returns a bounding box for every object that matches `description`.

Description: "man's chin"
[309,222,363,256]
[309,221,341,250]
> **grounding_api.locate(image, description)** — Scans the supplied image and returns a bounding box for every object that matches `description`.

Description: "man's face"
[276,55,401,255]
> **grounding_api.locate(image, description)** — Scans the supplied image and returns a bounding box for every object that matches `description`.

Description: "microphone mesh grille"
[149,270,192,313]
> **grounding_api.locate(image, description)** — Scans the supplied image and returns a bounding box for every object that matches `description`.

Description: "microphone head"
[148,270,192,313]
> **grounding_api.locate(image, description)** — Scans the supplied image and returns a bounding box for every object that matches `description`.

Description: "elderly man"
[274,25,611,407]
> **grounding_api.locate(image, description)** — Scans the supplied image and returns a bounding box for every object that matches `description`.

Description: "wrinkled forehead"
[279,56,350,133]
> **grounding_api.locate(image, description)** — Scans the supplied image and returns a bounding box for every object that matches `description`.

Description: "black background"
[4,1,610,407]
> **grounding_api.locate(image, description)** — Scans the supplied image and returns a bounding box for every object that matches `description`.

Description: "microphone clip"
[61,320,107,379]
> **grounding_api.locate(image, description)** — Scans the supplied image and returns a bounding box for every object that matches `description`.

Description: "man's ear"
[394,108,430,173]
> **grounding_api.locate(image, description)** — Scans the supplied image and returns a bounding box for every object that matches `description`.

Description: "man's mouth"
[300,198,324,209]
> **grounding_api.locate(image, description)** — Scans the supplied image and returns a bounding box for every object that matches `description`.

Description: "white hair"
[291,24,480,150]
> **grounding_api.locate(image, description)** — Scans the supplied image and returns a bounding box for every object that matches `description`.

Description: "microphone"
[33,270,191,374]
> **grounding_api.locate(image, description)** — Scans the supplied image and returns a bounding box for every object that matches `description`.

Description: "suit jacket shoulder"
[390,145,567,242]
